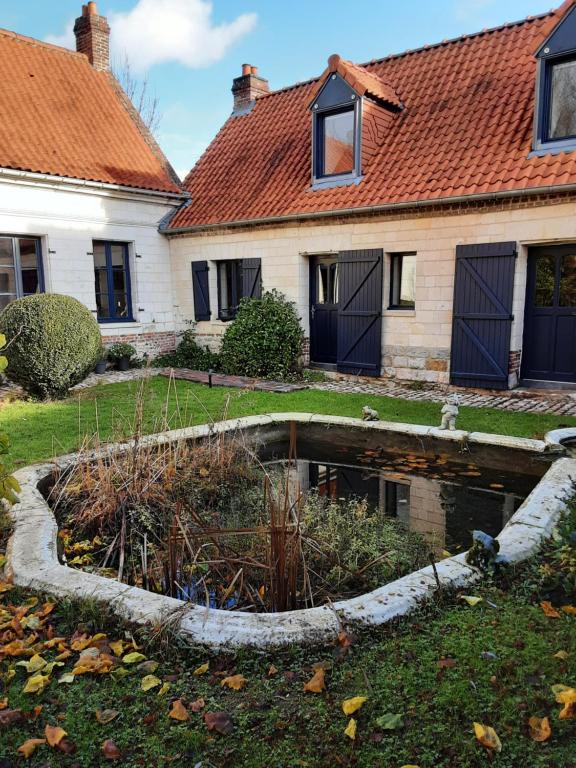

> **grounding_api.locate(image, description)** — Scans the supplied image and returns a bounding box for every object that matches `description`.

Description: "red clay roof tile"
[0,29,181,194]
[171,4,576,230]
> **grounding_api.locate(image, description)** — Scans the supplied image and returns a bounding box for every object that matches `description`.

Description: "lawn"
[1,376,576,467]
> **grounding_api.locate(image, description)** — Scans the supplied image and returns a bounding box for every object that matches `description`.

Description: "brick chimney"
[231,64,269,114]
[74,2,110,71]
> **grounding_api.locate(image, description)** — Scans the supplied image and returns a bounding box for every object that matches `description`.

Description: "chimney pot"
[74,1,110,71]
[232,63,269,114]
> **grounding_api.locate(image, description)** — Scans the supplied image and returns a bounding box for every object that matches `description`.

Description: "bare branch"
[112,54,162,136]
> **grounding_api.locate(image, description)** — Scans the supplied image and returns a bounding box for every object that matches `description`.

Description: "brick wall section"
[232,66,270,113]
[73,4,110,71]
[102,331,177,358]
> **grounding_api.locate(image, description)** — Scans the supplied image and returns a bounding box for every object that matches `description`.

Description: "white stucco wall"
[0,173,180,354]
[169,199,576,383]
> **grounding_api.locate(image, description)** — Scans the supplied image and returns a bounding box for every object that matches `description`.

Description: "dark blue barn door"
[450,242,517,389]
[522,245,576,383]
[337,249,383,375]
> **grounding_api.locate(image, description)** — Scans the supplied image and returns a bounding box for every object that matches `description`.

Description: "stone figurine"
[362,405,380,421]
[439,394,460,431]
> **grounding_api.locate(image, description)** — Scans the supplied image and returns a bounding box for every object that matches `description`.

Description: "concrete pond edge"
[5,414,576,649]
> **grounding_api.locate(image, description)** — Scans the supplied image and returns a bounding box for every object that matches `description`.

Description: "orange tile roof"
[313,54,402,109]
[0,29,181,194]
[169,3,576,230]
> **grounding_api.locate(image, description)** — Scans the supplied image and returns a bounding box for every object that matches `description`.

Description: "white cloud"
[45,0,257,73]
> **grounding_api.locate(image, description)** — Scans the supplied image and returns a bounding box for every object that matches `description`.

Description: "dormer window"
[310,72,361,189]
[534,5,576,153]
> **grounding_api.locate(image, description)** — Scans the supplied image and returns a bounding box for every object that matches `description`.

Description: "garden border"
[5,414,576,648]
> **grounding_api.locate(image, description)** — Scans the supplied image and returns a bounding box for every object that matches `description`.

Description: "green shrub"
[157,328,219,371]
[107,342,137,363]
[0,294,102,399]
[220,290,304,380]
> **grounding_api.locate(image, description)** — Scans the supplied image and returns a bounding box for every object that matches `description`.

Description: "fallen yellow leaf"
[221,675,247,691]
[473,722,502,753]
[344,718,357,740]
[122,652,146,665]
[45,724,67,747]
[169,698,189,721]
[193,662,209,676]
[157,682,170,697]
[17,738,46,758]
[460,595,483,607]
[554,650,570,660]
[16,654,47,674]
[23,674,50,694]
[342,696,367,715]
[528,716,551,742]
[555,687,576,720]
[304,668,325,694]
[141,675,162,692]
[540,601,561,619]
[561,605,576,615]
[0,698,7,710]
[95,709,119,725]
[109,640,124,657]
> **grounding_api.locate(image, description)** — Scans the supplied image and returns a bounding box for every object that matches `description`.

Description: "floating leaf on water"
[342,696,367,715]
[473,722,502,752]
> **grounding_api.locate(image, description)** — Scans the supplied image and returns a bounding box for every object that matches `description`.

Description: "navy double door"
[522,245,576,383]
[309,250,383,375]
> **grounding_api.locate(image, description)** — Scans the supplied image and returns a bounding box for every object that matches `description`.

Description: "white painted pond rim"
[5,414,576,649]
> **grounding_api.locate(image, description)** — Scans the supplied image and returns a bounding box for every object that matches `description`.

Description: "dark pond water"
[261,428,552,556]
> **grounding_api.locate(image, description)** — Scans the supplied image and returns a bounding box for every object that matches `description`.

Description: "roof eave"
[164,183,576,235]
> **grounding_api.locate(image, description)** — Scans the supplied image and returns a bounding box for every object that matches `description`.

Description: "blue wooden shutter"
[191,261,210,321]
[242,258,262,299]
[450,242,517,390]
[337,249,383,375]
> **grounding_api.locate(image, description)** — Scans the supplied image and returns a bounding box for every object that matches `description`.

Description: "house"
[164,0,576,390]
[0,2,186,356]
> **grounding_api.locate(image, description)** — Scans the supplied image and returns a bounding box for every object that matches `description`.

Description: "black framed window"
[0,236,44,312]
[389,253,416,309]
[310,73,361,187]
[534,7,576,153]
[93,241,133,322]
[217,260,243,321]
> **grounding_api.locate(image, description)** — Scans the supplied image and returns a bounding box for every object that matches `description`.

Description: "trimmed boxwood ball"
[220,290,304,380]
[0,294,102,399]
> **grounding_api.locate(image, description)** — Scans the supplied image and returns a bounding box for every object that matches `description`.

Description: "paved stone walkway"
[312,378,576,416]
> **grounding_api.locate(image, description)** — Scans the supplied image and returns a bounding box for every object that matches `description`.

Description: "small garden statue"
[439,393,460,431]
[362,405,380,421]
[466,530,508,573]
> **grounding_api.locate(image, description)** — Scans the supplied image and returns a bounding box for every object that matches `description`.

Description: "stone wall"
[168,196,576,385]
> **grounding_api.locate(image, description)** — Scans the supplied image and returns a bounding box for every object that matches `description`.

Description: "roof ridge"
[0,27,85,60]
[257,9,553,102]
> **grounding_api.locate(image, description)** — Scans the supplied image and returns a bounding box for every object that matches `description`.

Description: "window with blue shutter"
[191,261,211,321]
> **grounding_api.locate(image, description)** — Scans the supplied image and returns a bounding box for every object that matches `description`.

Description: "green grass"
[1,376,575,467]
[0,574,575,767]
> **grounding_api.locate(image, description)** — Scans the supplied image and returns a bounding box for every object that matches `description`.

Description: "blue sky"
[7,0,550,178]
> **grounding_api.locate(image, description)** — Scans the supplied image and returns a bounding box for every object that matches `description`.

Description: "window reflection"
[550,59,576,139]
[323,110,354,175]
[534,254,555,307]
[559,253,576,306]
